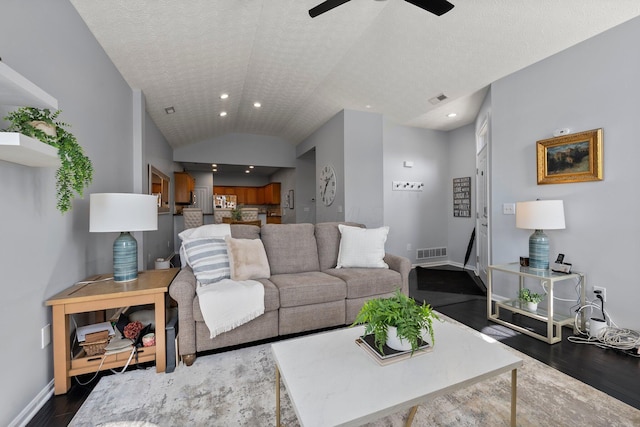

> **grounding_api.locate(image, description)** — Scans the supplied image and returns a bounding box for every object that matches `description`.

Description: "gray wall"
[173,132,296,168]
[271,168,297,224]
[0,1,138,424]
[295,149,317,223]
[382,118,451,263]
[144,108,177,270]
[489,16,640,330]
[344,110,384,227]
[297,110,346,223]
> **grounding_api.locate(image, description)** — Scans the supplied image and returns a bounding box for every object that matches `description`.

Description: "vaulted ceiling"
[70,1,640,149]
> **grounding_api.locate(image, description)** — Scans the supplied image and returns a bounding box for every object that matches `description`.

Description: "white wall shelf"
[0,61,58,110]
[0,61,59,167]
[0,132,59,167]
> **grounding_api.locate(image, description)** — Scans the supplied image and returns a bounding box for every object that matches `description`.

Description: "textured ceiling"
[70,1,640,149]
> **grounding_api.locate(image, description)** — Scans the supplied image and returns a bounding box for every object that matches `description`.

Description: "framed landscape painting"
[536,128,603,184]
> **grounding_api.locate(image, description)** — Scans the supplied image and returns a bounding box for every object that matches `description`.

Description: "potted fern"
[352,290,439,354]
[518,288,544,312]
[3,107,93,213]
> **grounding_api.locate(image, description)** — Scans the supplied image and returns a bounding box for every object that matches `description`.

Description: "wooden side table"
[45,268,179,395]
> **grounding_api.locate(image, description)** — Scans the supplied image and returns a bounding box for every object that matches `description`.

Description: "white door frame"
[476,116,491,284]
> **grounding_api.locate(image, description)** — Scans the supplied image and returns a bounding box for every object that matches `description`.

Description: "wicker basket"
[80,339,109,356]
[80,330,110,356]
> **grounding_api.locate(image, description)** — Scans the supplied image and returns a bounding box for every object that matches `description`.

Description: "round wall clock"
[319,164,337,206]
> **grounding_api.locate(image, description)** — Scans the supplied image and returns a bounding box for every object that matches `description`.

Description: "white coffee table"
[272,320,523,427]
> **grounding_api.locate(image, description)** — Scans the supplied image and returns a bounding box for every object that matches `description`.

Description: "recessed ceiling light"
[219,111,227,117]
[212,168,217,172]
[212,163,217,167]
[245,170,250,174]
[253,102,261,108]
[447,113,457,118]
[249,165,254,169]
[164,106,175,114]
[220,93,229,99]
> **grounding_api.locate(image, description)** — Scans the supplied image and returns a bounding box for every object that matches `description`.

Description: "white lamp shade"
[516,200,565,230]
[90,193,158,232]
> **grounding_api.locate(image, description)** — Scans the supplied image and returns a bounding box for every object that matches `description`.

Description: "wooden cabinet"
[174,172,195,204]
[264,182,281,205]
[245,187,259,204]
[267,216,282,224]
[45,269,179,395]
[235,187,247,204]
[213,183,280,205]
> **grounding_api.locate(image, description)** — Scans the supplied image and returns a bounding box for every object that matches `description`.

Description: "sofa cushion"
[230,224,261,240]
[182,237,230,284]
[315,222,364,271]
[193,278,280,322]
[261,223,320,274]
[269,271,346,307]
[225,236,271,280]
[325,268,402,299]
[336,224,389,269]
[179,224,232,267]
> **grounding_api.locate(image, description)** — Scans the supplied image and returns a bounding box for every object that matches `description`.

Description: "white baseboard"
[9,379,54,427]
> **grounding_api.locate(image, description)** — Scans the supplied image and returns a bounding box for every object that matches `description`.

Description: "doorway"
[476,118,490,284]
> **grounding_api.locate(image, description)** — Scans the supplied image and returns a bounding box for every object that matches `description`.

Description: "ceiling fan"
[309,0,454,18]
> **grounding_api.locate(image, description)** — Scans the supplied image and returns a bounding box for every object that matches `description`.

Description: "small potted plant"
[231,205,243,221]
[2,107,93,213]
[518,288,544,312]
[352,290,439,354]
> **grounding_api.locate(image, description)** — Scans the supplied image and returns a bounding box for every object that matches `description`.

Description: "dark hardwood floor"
[27,267,639,426]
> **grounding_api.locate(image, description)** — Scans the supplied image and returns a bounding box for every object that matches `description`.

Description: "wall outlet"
[41,324,51,349]
[406,243,412,251]
[593,286,606,302]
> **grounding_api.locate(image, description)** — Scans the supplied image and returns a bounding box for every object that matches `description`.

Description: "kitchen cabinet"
[174,172,195,204]
[213,183,280,205]
[245,187,259,204]
[0,62,60,167]
[266,216,281,224]
[264,182,281,205]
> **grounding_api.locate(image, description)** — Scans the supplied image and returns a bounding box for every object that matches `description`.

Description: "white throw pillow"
[179,224,231,267]
[182,237,230,284]
[336,224,389,269]
[225,236,271,281]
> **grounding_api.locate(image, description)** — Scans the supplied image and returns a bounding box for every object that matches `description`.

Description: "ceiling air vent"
[428,93,448,105]
[417,247,447,259]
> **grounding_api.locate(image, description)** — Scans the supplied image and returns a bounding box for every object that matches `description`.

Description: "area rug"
[69,319,640,427]
[416,266,485,295]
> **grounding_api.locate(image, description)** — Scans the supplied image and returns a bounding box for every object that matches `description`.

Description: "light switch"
[503,203,516,215]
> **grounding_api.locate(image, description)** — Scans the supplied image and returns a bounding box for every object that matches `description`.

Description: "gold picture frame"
[536,128,603,184]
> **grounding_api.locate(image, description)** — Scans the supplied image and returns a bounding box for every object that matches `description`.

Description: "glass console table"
[487,263,585,344]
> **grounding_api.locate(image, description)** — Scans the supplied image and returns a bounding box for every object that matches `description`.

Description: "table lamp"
[515,200,565,270]
[90,193,158,282]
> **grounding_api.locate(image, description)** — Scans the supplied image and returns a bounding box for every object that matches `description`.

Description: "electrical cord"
[71,315,137,386]
[568,301,640,357]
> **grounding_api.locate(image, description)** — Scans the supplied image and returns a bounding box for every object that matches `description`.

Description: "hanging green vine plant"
[2,107,93,213]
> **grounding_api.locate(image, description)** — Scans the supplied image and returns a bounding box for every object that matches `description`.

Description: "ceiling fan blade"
[309,0,352,18]
[404,0,454,16]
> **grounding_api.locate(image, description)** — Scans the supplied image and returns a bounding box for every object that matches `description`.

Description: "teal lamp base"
[113,232,138,282]
[528,229,549,270]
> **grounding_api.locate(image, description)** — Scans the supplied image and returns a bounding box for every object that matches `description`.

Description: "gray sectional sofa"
[169,222,411,366]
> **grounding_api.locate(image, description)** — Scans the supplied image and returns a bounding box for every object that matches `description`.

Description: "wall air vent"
[417,247,447,259]
[428,93,448,105]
